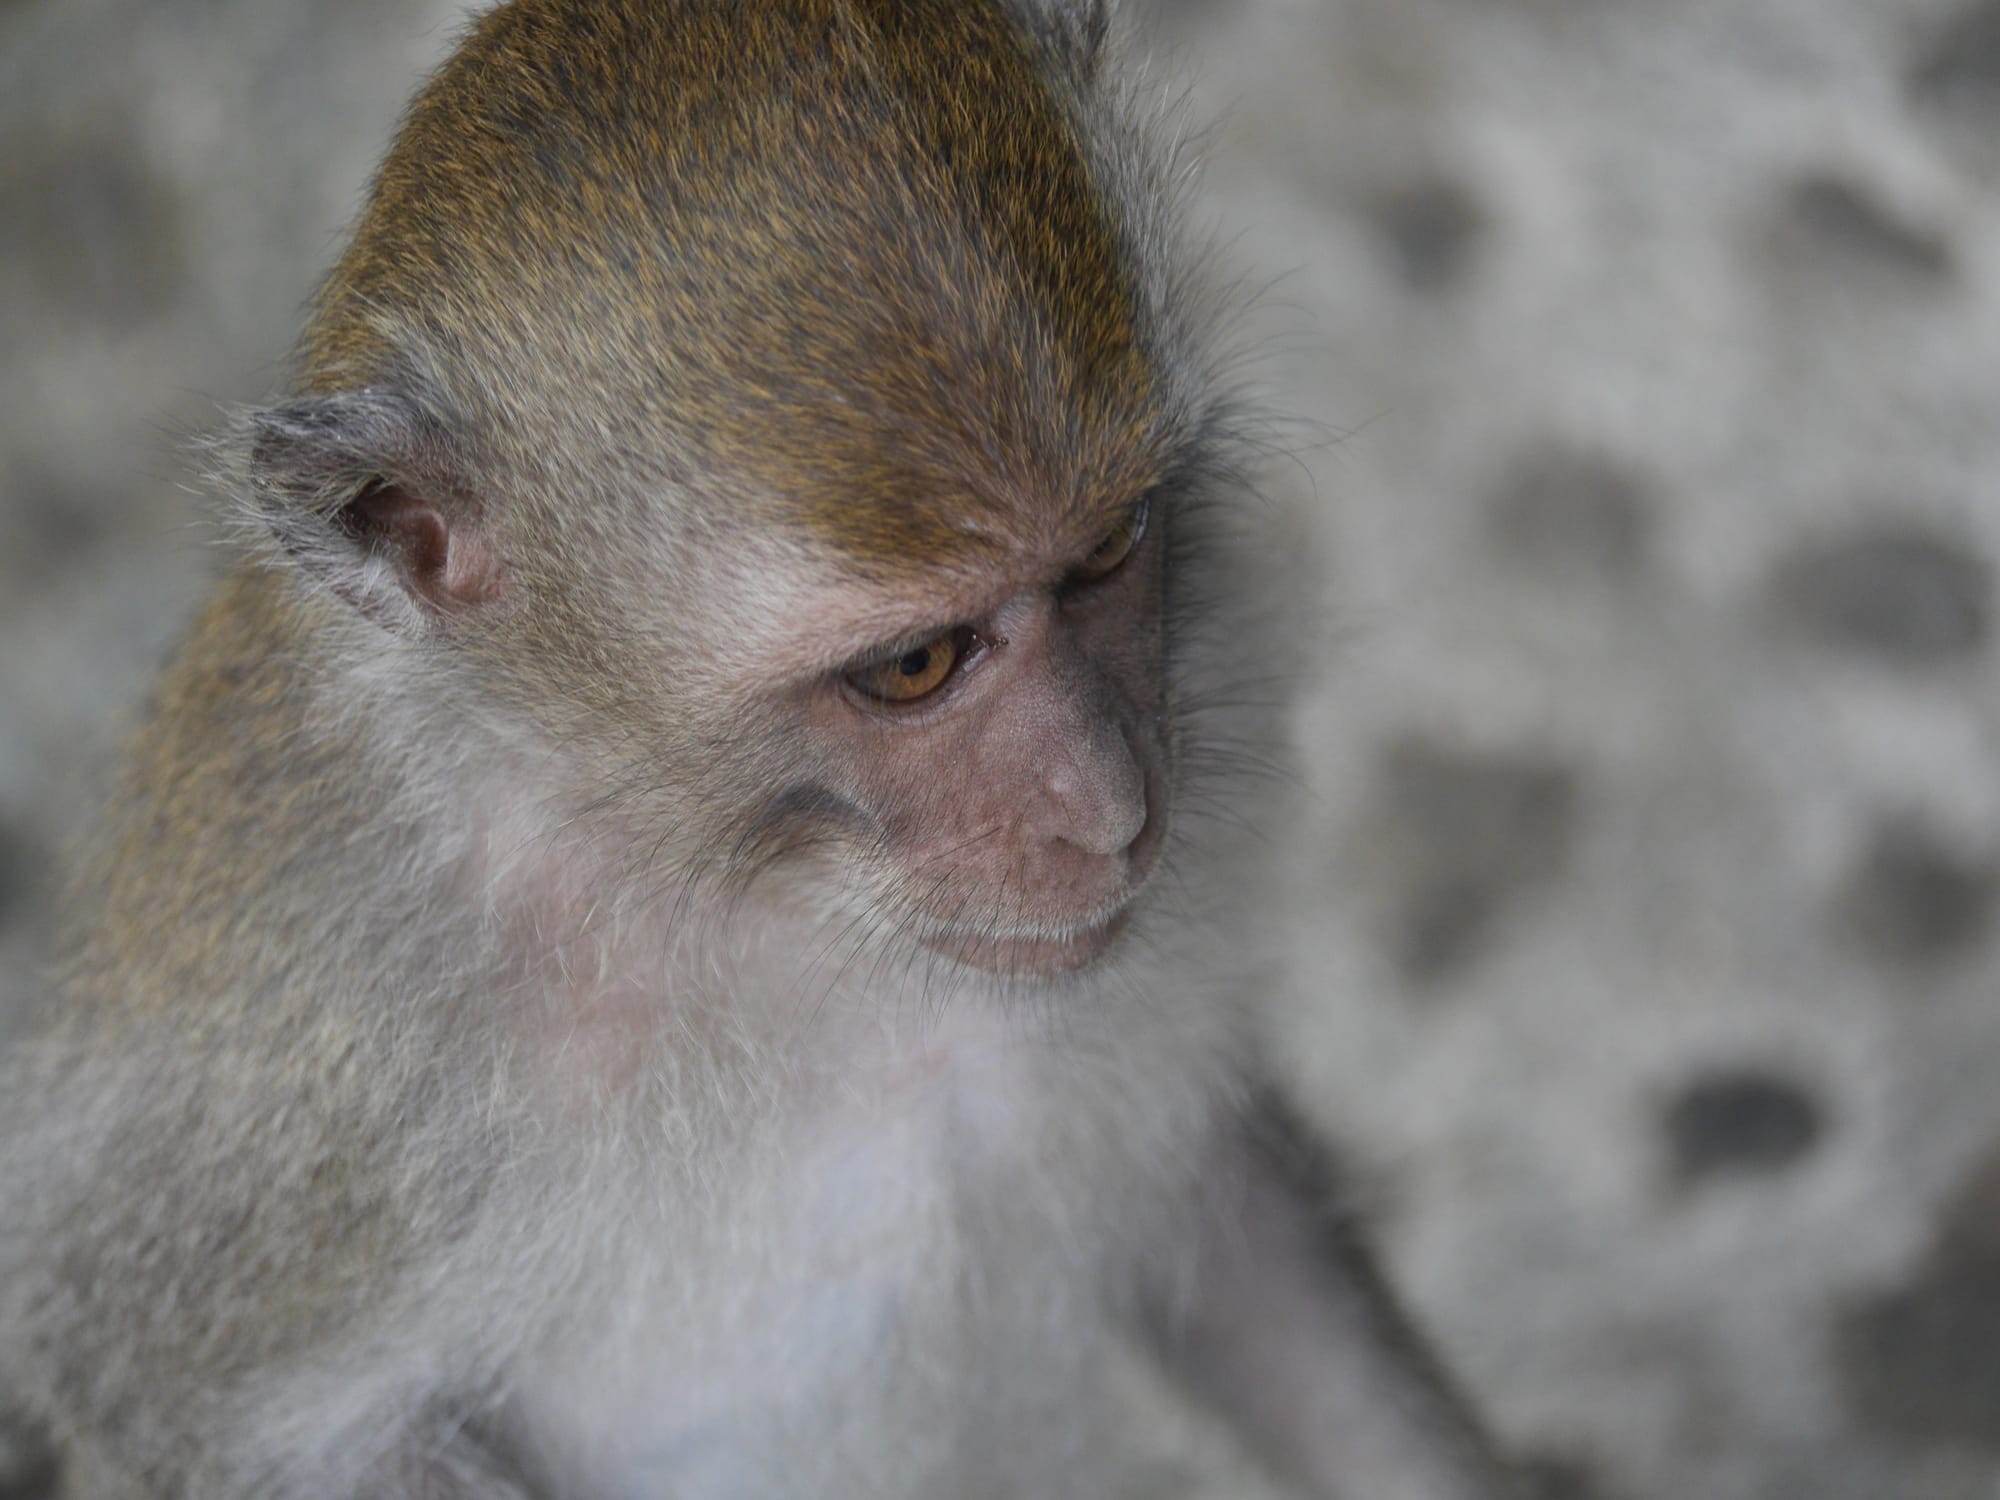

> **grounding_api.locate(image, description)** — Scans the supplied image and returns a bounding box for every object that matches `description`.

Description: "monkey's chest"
[512,1075,1127,1500]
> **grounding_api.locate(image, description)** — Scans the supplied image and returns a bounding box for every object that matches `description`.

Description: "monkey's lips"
[923,910,1130,976]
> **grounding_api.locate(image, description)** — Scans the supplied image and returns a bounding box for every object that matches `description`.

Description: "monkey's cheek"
[920,910,1131,977]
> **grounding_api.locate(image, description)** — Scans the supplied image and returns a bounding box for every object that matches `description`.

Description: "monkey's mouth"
[922,910,1131,977]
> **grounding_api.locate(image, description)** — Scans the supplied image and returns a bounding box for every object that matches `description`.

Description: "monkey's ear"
[1007,0,1110,75]
[233,388,503,631]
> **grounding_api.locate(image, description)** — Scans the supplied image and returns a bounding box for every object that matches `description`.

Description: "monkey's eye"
[1072,498,1149,583]
[846,627,971,704]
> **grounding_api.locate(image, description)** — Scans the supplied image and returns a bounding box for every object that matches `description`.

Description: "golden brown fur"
[306,0,1165,571]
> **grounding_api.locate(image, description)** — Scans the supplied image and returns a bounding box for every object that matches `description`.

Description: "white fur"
[476,809,1253,1498]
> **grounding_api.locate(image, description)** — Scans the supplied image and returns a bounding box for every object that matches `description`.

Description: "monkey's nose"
[1044,746,1147,858]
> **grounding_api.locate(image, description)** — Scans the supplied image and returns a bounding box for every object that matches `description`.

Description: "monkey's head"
[235,0,1236,981]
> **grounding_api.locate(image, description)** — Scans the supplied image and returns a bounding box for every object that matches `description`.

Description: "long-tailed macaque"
[0,2,1516,1496]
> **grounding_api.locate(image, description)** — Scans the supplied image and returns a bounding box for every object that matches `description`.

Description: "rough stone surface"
[7,2,2000,1498]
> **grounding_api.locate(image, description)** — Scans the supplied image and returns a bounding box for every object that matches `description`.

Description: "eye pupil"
[847,630,963,704]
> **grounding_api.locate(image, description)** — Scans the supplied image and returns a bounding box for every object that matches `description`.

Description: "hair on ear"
[222,384,502,629]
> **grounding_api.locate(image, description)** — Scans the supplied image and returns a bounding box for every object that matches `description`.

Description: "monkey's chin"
[922,912,1129,977]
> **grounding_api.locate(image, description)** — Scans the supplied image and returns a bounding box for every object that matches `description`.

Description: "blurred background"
[5,0,2000,1496]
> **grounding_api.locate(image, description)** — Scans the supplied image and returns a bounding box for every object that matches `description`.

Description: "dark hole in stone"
[1371,178,1487,293]
[4,474,118,576]
[1396,873,1500,984]
[1375,740,1577,986]
[1516,1449,1614,1500]
[0,1457,58,1500]
[23,489,111,563]
[1786,174,1953,279]
[1910,0,2000,111]
[0,821,42,933]
[1769,521,1990,665]
[0,124,184,325]
[1664,1066,1825,1184]
[1937,1149,2000,1267]
[0,1415,58,1500]
[1488,445,1654,579]
[1836,1260,2000,1449]
[1839,818,1997,966]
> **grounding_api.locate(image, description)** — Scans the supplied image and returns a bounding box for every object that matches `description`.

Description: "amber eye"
[847,628,966,704]
[1073,498,1149,583]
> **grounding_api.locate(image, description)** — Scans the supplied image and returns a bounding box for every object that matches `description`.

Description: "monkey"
[0,2,1518,1497]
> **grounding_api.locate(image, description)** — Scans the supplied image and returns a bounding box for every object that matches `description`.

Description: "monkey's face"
[666,493,1172,982]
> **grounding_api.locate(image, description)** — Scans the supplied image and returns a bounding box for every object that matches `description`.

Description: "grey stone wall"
[6,1,2000,1496]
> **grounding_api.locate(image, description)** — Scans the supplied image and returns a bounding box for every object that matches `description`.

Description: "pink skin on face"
[825,523,1169,978]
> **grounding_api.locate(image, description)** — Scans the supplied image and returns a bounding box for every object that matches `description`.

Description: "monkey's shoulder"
[59,565,429,1025]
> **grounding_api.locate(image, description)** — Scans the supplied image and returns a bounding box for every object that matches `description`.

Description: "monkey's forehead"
[303,0,1178,562]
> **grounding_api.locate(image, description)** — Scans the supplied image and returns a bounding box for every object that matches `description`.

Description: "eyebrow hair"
[756,481,1167,690]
